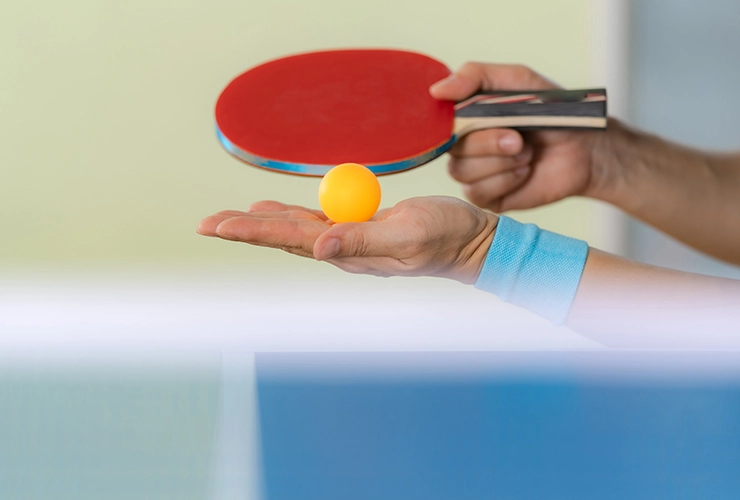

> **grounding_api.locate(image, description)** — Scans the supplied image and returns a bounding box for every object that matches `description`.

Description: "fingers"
[248,200,328,220]
[461,166,532,212]
[449,129,524,158]
[198,200,399,263]
[430,62,559,101]
[197,200,329,240]
[197,206,332,260]
[215,215,325,253]
[198,210,320,236]
[448,146,532,184]
[313,218,410,261]
[444,129,533,210]
[197,211,247,236]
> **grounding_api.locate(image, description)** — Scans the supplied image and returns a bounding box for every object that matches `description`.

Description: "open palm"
[197,196,497,284]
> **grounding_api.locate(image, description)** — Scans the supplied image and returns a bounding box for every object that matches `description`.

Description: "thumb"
[313,220,406,261]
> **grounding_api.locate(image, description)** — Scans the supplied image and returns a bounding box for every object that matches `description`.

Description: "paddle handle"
[452,88,607,137]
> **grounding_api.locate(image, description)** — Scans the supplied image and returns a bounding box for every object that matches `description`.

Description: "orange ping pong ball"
[319,163,382,223]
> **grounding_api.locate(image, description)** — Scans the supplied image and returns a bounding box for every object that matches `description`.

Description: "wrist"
[474,216,589,324]
[456,212,498,285]
[584,117,634,204]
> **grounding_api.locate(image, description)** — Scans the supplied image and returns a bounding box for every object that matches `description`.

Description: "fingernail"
[316,238,340,261]
[514,165,531,177]
[498,134,520,154]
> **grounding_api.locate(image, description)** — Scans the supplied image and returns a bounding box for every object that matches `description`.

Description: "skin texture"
[198,197,497,284]
[430,63,740,265]
[570,249,740,347]
[199,62,740,347]
[429,64,607,214]
[593,125,740,264]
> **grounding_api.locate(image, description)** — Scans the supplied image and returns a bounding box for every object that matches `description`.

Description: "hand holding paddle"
[431,62,614,212]
[215,49,606,176]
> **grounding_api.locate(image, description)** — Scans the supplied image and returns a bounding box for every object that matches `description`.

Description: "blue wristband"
[475,215,589,324]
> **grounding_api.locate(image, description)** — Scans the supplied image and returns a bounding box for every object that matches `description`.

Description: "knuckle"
[349,230,368,256]
[459,61,479,73]
[509,64,555,89]
[511,64,534,80]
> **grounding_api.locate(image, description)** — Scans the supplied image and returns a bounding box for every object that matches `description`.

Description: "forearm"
[567,249,740,347]
[590,119,740,264]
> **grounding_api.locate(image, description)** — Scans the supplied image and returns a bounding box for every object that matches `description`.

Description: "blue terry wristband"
[475,215,589,325]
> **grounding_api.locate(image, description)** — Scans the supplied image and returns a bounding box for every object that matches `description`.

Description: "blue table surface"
[256,351,740,500]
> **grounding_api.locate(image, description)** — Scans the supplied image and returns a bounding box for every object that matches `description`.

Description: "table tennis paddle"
[215,49,607,176]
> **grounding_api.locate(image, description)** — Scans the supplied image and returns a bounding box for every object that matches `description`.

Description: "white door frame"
[591,0,631,256]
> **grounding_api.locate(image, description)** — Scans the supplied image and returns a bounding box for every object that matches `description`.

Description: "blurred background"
[0,0,619,270]
[2,0,739,498]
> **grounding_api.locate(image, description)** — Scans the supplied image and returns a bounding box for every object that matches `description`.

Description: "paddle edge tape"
[215,125,456,177]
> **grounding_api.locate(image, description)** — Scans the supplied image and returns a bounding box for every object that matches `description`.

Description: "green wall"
[1,0,601,271]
